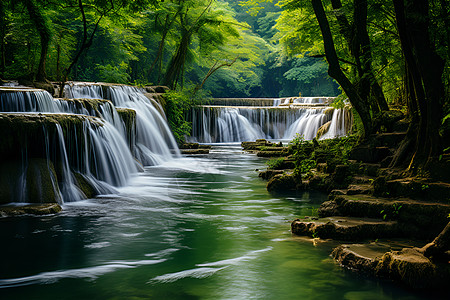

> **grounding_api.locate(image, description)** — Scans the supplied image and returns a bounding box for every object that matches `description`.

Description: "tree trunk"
[392,0,445,169]
[0,1,6,78]
[311,0,372,137]
[23,0,51,82]
[162,31,190,89]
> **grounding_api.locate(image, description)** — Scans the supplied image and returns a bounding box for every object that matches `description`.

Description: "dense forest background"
[0,0,339,98]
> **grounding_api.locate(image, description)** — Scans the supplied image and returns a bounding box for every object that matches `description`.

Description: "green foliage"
[266,157,285,169]
[164,85,208,144]
[380,203,403,221]
[96,63,130,84]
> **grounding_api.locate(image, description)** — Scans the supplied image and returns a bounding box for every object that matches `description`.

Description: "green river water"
[0,145,437,299]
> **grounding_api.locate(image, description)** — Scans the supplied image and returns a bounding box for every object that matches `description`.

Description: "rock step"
[319,194,450,239]
[291,216,400,241]
[346,184,373,195]
[349,146,392,163]
[332,244,450,289]
[352,176,375,184]
[374,178,450,203]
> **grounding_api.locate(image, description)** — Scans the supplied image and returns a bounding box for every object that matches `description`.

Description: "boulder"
[267,174,298,193]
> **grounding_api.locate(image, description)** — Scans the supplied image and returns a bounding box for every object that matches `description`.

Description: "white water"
[0,87,152,202]
[65,84,180,164]
[189,96,350,143]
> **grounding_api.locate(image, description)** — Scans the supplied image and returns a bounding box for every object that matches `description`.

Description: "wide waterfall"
[188,97,351,143]
[0,84,178,204]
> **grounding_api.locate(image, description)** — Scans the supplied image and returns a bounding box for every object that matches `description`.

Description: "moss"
[0,159,62,204]
[267,174,299,193]
[73,172,97,199]
[316,121,331,139]
[0,203,62,216]
[116,108,137,149]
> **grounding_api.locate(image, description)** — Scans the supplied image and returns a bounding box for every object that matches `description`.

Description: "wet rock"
[153,86,170,93]
[267,174,298,193]
[73,172,97,199]
[374,248,443,289]
[33,81,55,95]
[181,149,209,155]
[0,203,62,217]
[291,217,399,241]
[0,159,62,204]
[318,194,450,239]
[316,121,331,139]
[117,108,137,149]
[259,169,284,180]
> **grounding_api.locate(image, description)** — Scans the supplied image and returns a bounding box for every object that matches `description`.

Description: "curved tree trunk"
[312,0,372,137]
[23,0,51,82]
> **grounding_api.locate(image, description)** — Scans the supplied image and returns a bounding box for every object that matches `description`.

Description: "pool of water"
[0,146,434,299]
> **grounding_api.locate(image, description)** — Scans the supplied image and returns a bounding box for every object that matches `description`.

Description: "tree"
[391,0,446,169]
[22,0,52,82]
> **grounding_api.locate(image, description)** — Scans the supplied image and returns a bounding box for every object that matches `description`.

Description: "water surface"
[0,146,433,299]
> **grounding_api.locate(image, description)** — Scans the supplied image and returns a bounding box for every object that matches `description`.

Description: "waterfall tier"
[0,84,179,204]
[188,96,352,143]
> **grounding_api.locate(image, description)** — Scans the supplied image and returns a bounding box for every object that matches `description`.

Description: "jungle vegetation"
[0,0,449,171]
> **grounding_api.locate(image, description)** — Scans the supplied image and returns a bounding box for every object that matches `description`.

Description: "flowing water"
[0,145,430,299]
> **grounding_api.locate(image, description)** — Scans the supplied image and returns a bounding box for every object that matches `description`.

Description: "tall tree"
[391,0,446,169]
[310,0,373,137]
[22,0,51,82]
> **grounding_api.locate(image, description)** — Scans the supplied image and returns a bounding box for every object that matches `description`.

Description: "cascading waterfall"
[64,83,180,165]
[0,87,143,203]
[188,96,351,143]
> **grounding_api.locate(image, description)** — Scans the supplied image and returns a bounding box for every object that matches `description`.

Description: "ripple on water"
[0,259,166,288]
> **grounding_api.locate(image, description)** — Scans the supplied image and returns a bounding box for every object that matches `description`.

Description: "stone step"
[374,178,450,203]
[352,176,375,184]
[291,216,399,241]
[331,244,449,289]
[319,194,450,239]
[346,184,373,195]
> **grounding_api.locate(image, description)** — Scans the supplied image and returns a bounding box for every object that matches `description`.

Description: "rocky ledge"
[179,142,211,155]
[0,203,62,217]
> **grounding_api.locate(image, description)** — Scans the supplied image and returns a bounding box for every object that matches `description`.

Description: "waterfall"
[283,109,330,140]
[64,83,180,164]
[189,96,351,143]
[319,108,352,140]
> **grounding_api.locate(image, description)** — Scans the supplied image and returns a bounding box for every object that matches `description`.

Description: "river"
[0,145,430,299]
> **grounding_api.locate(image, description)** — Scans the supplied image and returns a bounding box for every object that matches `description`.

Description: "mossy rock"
[267,174,298,193]
[0,203,62,217]
[316,121,331,139]
[116,108,137,149]
[73,173,97,199]
[0,159,62,204]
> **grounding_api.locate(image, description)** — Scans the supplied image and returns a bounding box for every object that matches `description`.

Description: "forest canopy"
[0,0,338,97]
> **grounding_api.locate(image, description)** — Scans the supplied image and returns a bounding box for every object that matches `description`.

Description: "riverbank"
[247,130,450,291]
